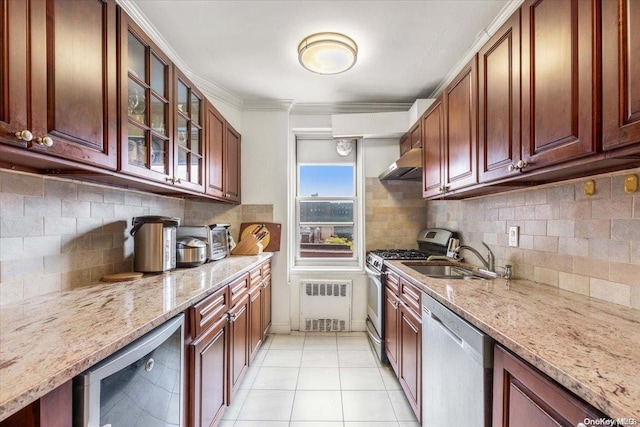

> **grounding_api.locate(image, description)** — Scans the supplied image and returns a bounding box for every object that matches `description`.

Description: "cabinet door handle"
[228,313,238,322]
[35,136,53,147]
[507,159,530,172]
[392,301,399,309]
[15,130,33,142]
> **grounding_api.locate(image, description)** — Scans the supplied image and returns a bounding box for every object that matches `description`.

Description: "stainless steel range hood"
[378,148,422,181]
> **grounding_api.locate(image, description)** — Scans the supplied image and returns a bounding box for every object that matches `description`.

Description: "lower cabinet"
[383,269,422,422]
[188,284,229,427]
[185,258,271,427]
[0,381,71,427]
[228,290,250,401]
[492,345,604,427]
[398,302,421,420]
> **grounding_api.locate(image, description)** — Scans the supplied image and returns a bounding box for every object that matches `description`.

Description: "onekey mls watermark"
[578,418,638,426]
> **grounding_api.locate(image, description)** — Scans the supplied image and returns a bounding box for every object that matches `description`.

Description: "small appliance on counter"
[176,237,207,267]
[176,224,231,261]
[130,215,180,273]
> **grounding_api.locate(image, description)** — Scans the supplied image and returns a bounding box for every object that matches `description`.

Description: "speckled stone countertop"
[385,260,640,420]
[0,253,272,421]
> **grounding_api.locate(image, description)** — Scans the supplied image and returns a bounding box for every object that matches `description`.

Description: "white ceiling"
[128,0,513,109]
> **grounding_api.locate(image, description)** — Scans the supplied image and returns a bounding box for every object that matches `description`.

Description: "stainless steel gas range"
[365,228,456,362]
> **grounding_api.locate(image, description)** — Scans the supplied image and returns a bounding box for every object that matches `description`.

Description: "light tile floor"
[219,332,420,427]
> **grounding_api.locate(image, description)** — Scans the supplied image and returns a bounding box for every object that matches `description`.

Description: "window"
[294,138,361,268]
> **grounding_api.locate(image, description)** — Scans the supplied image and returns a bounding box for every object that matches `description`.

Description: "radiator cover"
[299,280,352,332]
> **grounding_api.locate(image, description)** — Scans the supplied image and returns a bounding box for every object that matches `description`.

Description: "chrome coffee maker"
[130,216,180,272]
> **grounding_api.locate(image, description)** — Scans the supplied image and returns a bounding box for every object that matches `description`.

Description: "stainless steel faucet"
[458,242,495,273]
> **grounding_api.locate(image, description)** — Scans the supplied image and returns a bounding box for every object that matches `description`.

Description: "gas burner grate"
[369,249,430,260]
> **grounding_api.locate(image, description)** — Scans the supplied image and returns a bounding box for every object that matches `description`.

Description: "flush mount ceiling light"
[298,32,358,75]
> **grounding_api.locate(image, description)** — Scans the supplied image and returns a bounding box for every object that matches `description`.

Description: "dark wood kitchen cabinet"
[478,10,521,183]
[602,0,640,152]
[519,0,598,172]
[205,103,241,203]
[422,95,446,198]
[493,345,604,427]
[261,260,272,338]
[248,266,264,361]
[443,56,478,192]
[0,0,118,170]
[173,68,205,192]
[0,381,71,427]
[384,286,400,373]
[187,286,229,427]
[249,259,272,362]
[118,9,174,184]
[399,122,422,156]
[227,275,250,400]
[383,268,421,421]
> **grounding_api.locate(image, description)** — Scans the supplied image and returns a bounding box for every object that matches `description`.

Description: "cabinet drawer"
[249,266,262,289]
[386,269,400,294]
[261,260,271,277]
[399,278,421,317]
[191,286,229,339]
[229,273,250,307]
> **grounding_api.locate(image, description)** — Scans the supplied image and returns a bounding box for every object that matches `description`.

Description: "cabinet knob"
[15,130,34,142]
[36,136,54,147]
[228,313,238,322]
[507,159,529,172]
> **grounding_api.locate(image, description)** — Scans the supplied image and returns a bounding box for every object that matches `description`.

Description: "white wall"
[364,138,402,178]
[240,110,291,333]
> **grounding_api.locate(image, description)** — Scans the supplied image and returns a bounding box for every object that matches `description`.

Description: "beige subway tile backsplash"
[0,170,273,305]
[426,167,640,309]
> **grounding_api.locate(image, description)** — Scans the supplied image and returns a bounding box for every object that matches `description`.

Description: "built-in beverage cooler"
[73,314,184,427]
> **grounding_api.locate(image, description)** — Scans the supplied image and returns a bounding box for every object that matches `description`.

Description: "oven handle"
[365,265,383,280]
[366,318,382,344]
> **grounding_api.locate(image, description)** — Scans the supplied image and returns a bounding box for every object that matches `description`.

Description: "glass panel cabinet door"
[174,69,204,191]
[119,11,172,182]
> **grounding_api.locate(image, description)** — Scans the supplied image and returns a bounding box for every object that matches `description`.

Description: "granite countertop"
[385,260,640,421]
[0,253,272,421]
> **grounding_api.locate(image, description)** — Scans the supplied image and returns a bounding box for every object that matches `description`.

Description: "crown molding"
[290,102,412,115]
[428,0,524,98]
[115,0,244,109]
[242,99,295,112]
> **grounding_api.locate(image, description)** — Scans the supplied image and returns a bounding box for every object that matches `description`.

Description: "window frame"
[291,137,364,271]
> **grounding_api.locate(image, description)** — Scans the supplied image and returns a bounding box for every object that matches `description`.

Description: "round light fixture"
[298,32,358,75]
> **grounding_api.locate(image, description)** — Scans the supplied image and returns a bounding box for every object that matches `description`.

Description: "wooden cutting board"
[239,222,281,252]
[101,272,144,282]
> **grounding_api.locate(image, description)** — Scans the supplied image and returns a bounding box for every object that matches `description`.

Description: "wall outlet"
[508,226,519,247]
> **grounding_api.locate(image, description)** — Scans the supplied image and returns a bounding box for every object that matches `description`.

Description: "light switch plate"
[508,226,519,247]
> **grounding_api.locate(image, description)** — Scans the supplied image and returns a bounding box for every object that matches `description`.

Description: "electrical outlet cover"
[508,226,519,247]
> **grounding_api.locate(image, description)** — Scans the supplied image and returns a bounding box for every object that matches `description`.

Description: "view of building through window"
[298,164,355,259]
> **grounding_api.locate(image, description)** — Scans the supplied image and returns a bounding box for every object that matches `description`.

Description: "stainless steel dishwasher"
[422,292,493,426]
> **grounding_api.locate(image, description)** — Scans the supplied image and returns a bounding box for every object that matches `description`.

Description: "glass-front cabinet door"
[119,10,173,183]
[173,69,204,192]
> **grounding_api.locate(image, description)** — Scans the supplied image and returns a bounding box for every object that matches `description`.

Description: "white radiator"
[299,280,352,332]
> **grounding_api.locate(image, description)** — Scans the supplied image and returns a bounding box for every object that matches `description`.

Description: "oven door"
[365,265,386,362]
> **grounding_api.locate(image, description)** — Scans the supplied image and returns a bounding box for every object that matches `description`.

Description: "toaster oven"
[176,224,231,261]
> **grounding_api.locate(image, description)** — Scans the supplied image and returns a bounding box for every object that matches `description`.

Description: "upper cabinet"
[520,0,598,171]
[478,10,521,184]
[173,69,205,193]
[444,56,478,192]
[0,0,118,169]
[205,103,241,203]
[118,10,174,183]
[602,0,640,152]
[400,122,422,156]
[422,95,446,198]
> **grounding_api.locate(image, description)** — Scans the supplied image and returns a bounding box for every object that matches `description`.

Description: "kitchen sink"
[401,261,485,280]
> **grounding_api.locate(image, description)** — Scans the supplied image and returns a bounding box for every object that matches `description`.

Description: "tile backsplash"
[365,178,427,251]
[426,168,640,310]
[0,170,272,305]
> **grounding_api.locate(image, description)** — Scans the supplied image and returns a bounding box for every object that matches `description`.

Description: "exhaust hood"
[378,148,422,181]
